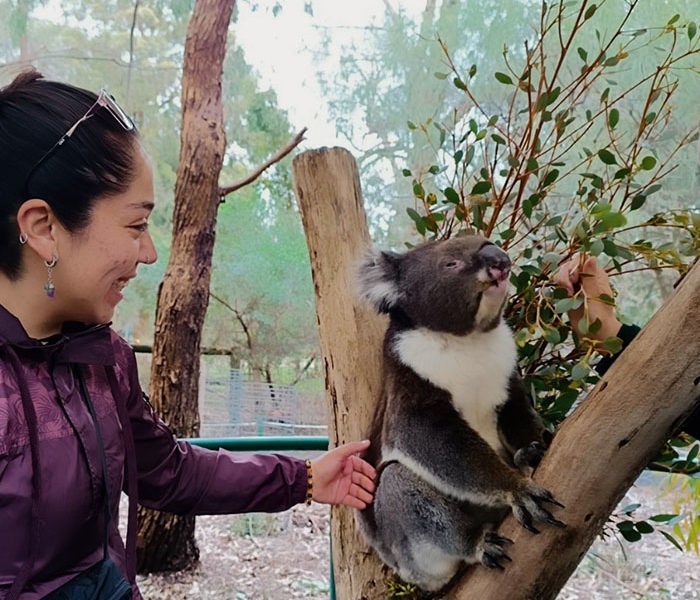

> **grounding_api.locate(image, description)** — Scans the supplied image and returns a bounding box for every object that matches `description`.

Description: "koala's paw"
[511,483,566,534]
[513,441,546,471]
[478,531,513,570]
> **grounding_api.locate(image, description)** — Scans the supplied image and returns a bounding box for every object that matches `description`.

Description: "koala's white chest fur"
[394,321,517,455]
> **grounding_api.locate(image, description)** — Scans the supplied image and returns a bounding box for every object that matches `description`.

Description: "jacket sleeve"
[594,324,700,440]
[114,339,307,515]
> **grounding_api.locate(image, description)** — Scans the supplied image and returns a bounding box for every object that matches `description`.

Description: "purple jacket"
[0,305,308,599]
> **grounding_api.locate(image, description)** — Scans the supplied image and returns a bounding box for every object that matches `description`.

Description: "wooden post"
[292,148,391,598]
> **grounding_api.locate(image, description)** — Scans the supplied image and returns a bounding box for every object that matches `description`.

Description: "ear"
[16,199,60,263]
[354,249,402,314]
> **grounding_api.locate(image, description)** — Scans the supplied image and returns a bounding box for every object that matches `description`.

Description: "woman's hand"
[310,440,376,509]
[553,254,622,343]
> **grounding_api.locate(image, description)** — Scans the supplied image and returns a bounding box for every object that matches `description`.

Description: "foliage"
[399,0,699,548]
[663,470,700,553]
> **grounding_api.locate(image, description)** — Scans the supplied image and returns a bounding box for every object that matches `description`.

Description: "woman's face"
[50,144,157,327]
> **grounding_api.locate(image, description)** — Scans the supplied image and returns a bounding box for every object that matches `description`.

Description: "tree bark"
[137,0,234,573]
[448,258,700,599]
[292,148,393,598]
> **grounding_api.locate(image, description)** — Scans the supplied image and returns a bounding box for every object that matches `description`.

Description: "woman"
[0,70,375,599]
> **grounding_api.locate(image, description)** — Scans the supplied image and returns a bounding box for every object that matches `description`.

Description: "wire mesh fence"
[200,368,328,438]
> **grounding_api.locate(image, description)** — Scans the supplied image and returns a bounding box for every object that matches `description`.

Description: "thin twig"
[218,128,307,198]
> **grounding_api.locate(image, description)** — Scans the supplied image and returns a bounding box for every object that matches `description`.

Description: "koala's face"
[357,235,511,334]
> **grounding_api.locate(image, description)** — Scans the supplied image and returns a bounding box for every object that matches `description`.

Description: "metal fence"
[200,369,327,437]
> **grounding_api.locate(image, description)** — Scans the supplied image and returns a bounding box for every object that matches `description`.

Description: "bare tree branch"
[218,127,307,198]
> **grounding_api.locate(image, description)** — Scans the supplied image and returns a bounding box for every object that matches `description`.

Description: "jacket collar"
[0,304,115,365]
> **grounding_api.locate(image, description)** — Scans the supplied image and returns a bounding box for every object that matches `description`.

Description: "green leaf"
[600,211,627,229]
[602,336,623,354]
[577,47,588,62]
[495,72,513,85]
[608,108,619,129]
[619,528,642,543]
[668,14,680,26]
[630,194,646,210]
[659,530,684,552]
[468,64,477,78]
[602,238,618,257]
[453,150,464,163]
[453,77,467,91]
[597,149,617,165]
[571,362,590,381]
[584,4,597,20]
[434,71,449,80]
[443,187,460,204]
[428,165,441,175]
[589,238,604,256]
[464,146,475,165]
[407,120,417,130]
[413,183,425,198]
[491,133,506,145]
[649,514,680,523]
[554,298,575,314]
[635,521,654,534]
[542,327,561,345]
[406,207,422,223]
[526,158,539,173]
[689,21,698,41]
[402,169,412,177]
[640,156,657,170]
[471,181,492,195]
[542,169,560,187]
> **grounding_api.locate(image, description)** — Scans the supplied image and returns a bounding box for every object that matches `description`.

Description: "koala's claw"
[479,532,513,570]
[514,441,546,471]
[512,483,566,534]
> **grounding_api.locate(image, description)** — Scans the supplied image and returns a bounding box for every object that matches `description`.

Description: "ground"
[131,474,699,600]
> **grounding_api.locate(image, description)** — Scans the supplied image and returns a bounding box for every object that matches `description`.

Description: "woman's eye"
[131,223,149,233]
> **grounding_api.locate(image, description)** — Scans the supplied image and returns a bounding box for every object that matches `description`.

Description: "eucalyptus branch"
[218,128,307,199]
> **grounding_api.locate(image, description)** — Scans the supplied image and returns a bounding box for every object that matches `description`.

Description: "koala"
[354,235,564,593]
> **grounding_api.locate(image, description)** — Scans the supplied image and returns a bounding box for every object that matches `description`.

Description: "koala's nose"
[478,244,511,281]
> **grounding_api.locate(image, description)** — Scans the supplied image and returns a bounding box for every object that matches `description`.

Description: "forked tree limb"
[449,258,700,599]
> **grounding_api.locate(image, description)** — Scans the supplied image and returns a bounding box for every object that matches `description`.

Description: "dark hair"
[0,69,139,279]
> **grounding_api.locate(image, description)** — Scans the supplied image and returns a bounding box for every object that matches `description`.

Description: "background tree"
[135,0,235,572]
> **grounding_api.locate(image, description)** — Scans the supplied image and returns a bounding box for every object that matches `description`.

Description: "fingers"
[349,454,377,481]
[553,256,580,295]
[336,439,370,456]
[351,464,376,494]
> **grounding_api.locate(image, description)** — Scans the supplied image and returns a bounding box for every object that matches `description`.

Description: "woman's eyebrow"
[129,201,155,211]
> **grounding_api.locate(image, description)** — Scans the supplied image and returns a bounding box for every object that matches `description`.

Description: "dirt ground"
[131,474,699,600]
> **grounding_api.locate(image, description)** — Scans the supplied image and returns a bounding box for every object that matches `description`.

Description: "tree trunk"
[292,148,392,598]
[137,0,234,573]
[293,147,700,598]
[448,258,700,600]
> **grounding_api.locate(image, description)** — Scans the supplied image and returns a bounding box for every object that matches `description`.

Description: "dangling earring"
[44,256,57,299]
[19,233,28,245]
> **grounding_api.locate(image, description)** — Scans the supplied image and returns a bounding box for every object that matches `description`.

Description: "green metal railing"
[186,436,336,599]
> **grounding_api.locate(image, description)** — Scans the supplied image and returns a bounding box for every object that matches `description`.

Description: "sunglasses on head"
[24,88,135,198]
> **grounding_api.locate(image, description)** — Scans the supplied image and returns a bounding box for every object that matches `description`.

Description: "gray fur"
[355,236,563,593]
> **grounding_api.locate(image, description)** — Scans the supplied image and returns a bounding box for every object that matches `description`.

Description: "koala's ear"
[354,249,402,314]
